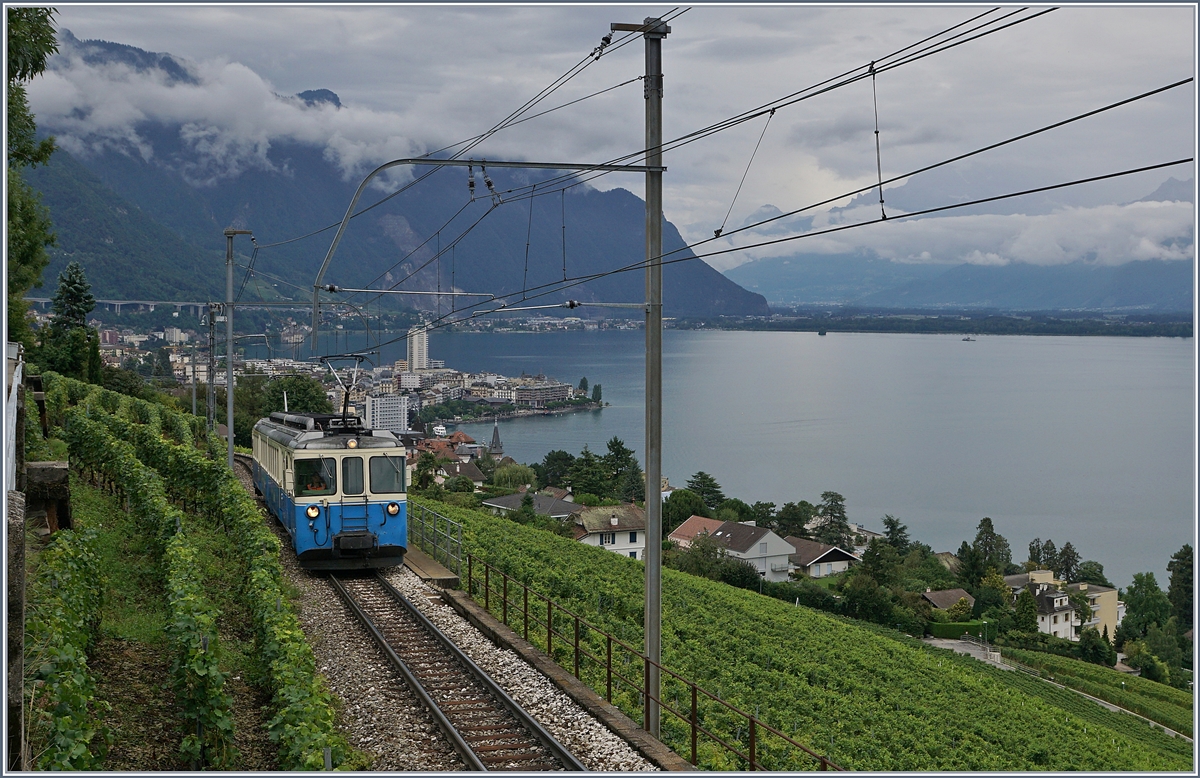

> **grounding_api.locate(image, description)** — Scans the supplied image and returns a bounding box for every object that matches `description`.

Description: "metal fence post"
[467,555,473,597]
[574,615,580,678]
[749,717,757,771]
[691,683,698,765]
[547,599,553,657]
[502,575,508,626]
[607,636,613,702]
[523,585,529,642]
[485,564,490,612]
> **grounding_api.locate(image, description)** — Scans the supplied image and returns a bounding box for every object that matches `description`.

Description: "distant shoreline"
[432,402,604,429]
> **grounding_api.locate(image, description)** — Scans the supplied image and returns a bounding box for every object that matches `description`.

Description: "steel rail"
[373,573,589,772]
[327,574,487,771]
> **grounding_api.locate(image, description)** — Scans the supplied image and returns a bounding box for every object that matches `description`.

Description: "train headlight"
[386,502,400,516]
[346,439,358,449]
[306,505,320,519]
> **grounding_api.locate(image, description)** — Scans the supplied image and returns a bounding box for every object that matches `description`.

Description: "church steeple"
[489,418,504,457]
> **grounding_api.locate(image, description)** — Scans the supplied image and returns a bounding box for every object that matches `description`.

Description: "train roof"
[253,412,403,450]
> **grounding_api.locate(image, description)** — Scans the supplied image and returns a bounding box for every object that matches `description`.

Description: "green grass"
[70,472,168,645]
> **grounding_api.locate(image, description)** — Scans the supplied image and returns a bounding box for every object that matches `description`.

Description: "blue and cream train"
[252,411,407,570]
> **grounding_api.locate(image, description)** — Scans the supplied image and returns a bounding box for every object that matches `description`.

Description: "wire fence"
[405,501,842,771]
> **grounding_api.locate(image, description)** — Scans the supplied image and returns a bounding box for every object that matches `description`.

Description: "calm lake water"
[276,328,1194,589]
[440,330,1194,590]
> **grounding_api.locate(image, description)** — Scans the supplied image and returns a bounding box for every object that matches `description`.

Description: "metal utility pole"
[191,344,197,416]
[207,305,217,432]
[224,228,253,472]
[612,15,669,740]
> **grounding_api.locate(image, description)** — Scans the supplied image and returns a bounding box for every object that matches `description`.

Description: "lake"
[282,328,1195,589]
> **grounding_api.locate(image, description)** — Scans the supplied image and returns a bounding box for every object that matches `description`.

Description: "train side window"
[369,455,406,494]
[296,458,337,496]
[343,457,364,495]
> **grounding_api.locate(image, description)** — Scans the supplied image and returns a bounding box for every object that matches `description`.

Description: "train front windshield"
[295,458,337,496]
[369,455,406,493]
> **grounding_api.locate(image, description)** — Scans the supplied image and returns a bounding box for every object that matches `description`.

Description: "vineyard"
[414,497,1194,771]
[36,373,354,769]
[1002,647,1194,737]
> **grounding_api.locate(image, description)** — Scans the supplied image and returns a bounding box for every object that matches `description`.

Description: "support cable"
[412,151,1194,332]
[523,182,537,299]
[561,189,568,281]
[871,61,886,220]
[716,108,774,238]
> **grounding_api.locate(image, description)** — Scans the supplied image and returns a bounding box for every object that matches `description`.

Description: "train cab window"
[342,457,364,495]
[369,455,406,494]
[296,458,337,496]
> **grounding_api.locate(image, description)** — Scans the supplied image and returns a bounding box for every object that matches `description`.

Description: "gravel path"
[237,458,659,770]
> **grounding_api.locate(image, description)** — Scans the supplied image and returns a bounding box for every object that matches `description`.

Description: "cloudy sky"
[28,4,1197,271]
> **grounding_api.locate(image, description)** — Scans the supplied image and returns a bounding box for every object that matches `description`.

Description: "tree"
[719,558,763,591]
[1055,542,1081,582]
[444,475,476,493]
[662,488,708,536]
[881,515,910,554]
[578,376,588,393]
[955,540,987,591]
[715,498,755,524]
[813,491,852,548]
[264,375,333,415]
[1014,588,1038,632]
[1067,589,1092,637]
[750,501,776,527]
[616,463,645,503]
[1039,539,1058,574]
[971,517,1012,575]
[567,446,610,499]
[6,9,58,351]
[686,471,726,511]
[8,8,58,167]
[841,573,893,622]
[1144,618,1184,682]
[493,463,536,490]
[1026,537,1043,571]
[591,383,602,403]
[1077,560,1113,588]
[774,501,815,539]
[38,262,101,382]
[100,365,145,399]
[510,493,539,525]
[1167,544,1193,631]
[540,449,575,488]
[1120,571,1171,644]
[414,452,440,490]
[602,437,638,488]
[858,539,901,589]
[946,597,973,622]
[1077,627,1116,667]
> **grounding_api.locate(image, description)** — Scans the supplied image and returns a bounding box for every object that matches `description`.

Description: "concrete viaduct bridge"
[25,298,211,317]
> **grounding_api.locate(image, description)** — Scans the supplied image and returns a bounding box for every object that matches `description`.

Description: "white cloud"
[708,200,1194,271]
[26,5,1197,265]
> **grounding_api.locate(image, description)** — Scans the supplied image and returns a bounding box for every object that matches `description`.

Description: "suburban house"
[1003,570,1124,641]
[1066,582,1123,640]
[922,588,976,611]
[481,493,577,520]
[668,515,724,549]
[572,504,646,560]
[671,516,792,581]
[435,460,486,490]
[784,537,860,579]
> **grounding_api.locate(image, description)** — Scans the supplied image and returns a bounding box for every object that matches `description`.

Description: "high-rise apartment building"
[364,393,418,432]
[407,326,429,371]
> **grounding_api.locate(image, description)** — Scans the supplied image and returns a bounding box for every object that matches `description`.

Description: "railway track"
[330,573,589,772]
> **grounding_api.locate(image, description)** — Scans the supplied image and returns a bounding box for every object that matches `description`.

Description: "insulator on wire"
[468,164,476,199]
